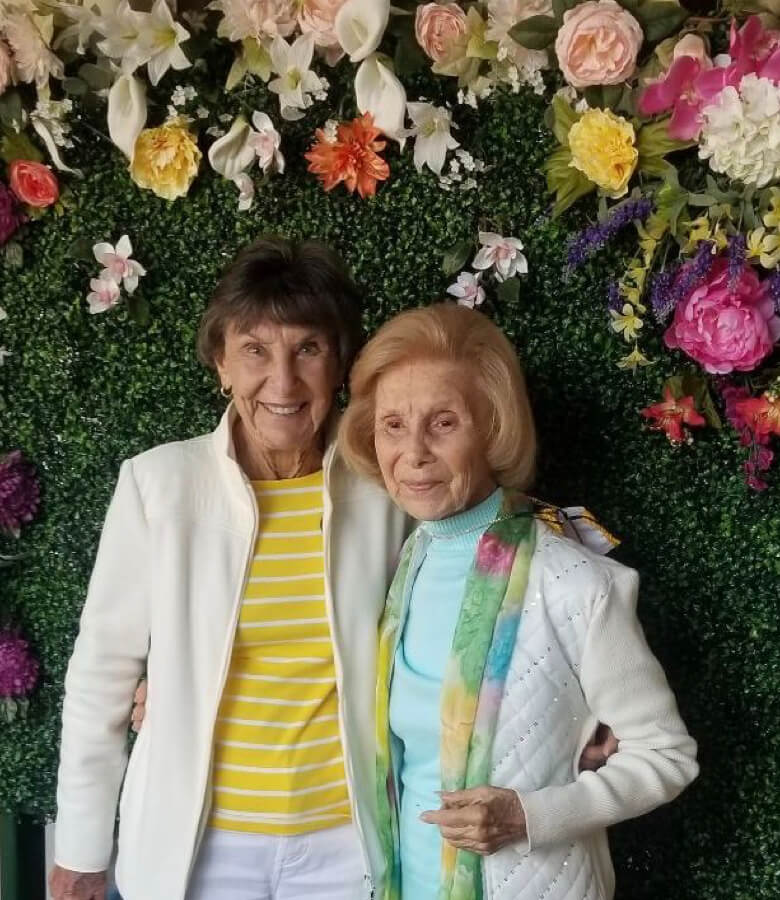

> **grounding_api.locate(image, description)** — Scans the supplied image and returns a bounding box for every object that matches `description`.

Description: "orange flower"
[640,387,706,444]
[305,113,390,198]
[735,393,780,438]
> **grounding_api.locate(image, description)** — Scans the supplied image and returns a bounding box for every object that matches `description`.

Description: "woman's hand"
[579,723,618,771]
[420,786,527,855]
[130,678,147,733]
[49,865,107,900]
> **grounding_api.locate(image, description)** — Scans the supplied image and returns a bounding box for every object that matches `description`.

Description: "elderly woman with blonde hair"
[339,303,698,900]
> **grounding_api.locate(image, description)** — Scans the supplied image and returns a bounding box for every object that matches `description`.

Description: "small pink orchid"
[93,235,147,294]
[247,111,286,174]
[86,277,121,315]
[728,15,780,83]
[472,232,528,283]
[447,271,485,308]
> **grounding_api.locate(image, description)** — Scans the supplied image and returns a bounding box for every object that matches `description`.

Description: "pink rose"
[415,2,468,63]
[0,38,16,96]
[664,259,780,374]
[298,0,347,53]
[555,0,643,88]
[672,33,712,67]
[8,160,59,208]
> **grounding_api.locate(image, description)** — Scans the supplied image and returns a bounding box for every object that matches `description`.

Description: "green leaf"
[69,238,95,263]
[0,129,44,164]
[687,193,718,207]
[441,240,473,276]
[638,155,675,178]
[63,77,88,97]
[509,15,559,50]
[78,63,114,91]
[3,241,23,269]
[549,168,597,218]
[635,2,690,44]
[127,295,150,327]
[550,95,581,146]
[497,277,521,303]
[0,90,23,130]
[552,0,579,21]
[637,118,696,159]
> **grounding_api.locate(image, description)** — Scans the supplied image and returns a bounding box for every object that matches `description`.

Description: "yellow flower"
[747,226,780,268]
[763,187,780,229]
[130,118,202,201]
[680,215,711,254]
[617,344,653,372]
[568,109,637,198]
[610,303,643,341]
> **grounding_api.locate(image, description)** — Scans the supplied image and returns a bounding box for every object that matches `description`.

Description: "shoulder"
[125,432,216,478]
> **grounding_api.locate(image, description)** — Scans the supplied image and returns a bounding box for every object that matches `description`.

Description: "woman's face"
[216,319,341,455]
[373,359,496,521]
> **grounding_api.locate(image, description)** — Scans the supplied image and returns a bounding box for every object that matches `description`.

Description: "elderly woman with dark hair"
[339,303,699,900]
[49,237,408,900]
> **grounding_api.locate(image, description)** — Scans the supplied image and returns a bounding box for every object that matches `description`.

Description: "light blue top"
[389,488,503,900]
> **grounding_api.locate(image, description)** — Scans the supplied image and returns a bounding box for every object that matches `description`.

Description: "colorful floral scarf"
[375,491,536,900]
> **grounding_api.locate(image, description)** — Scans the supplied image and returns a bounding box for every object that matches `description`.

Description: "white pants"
[185,824,367,900]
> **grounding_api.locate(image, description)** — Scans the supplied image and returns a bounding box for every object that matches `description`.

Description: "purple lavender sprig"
[726,233,746,292]
[649,270,676,322]
[607,280,623,314]
[767,269,780,315]
[567,197,653,269]
[650,241,716,323]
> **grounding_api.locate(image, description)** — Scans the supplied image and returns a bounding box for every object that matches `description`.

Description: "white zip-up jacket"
[54,406,407,900]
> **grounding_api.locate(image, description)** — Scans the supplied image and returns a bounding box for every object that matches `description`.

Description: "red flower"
[305,113,390,198]
[734,393,780,439]
[8,160,59,208]
[640,387,706,444]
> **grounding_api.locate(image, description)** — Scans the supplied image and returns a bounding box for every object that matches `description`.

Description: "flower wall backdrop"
[0,0,779,897]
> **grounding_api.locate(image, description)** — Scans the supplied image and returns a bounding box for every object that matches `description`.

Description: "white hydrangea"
[699,74,780,188]
[485,0,550,92]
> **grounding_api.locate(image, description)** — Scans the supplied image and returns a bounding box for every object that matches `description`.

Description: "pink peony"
[554,0,643,88]
[664,259,780,374]
[298,0,347,58]
[415,2,468,63]
[0,180,26,246]
[0,38,17,95]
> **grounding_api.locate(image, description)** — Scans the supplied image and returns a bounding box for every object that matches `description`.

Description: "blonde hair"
[339,303,536,489]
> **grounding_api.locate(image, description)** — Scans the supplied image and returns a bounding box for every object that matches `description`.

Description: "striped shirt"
[209,470,351,835]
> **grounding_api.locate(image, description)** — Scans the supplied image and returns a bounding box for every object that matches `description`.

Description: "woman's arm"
[518,563,699,850]
[53,459,151,874]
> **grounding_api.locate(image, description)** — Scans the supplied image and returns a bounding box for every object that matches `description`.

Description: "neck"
[233,421,324,481]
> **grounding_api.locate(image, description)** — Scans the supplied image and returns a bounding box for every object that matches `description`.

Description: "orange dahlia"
[305,113,390,198]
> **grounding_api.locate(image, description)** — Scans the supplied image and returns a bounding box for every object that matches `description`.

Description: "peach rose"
[555,0,644,88]
[415,2,468,63]
[299,0,347,48]
[8,160,59,208]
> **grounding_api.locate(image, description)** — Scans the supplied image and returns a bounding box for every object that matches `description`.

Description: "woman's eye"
[299,342,321,356]
[435,417,455,430]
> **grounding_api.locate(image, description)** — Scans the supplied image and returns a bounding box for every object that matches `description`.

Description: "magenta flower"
[0,451,41,537]
[664,259,780,374]
[0,631,39,699]
[0,180,25,246]
[476,534,516,576]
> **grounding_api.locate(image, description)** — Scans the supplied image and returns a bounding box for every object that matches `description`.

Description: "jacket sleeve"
[517,563,699,850]
[54,459,151,872]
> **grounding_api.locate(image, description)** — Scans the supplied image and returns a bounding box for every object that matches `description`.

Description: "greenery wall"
[0,56,778,900]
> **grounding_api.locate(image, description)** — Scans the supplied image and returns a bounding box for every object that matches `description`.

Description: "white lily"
[473,232,528,282]
[86,277,122,314]
[355,53,406,143]
[334,0,389,63]
[93,235,147,294]
[107,73,148,161]
[268,33,327,121]
[141,0,192,86]
[406,102,459,176]
[207,115,258,180]
[55,0,123,53]
[96,0,148,74]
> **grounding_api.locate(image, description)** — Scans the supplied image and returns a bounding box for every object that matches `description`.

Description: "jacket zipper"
[183,471,259,893]
[321,446,375,898]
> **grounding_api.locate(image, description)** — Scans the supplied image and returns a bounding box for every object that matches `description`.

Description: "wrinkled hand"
[49,865,106,900]
[420,786,526,856]
[131,678,147,733]
[579,723,618,772]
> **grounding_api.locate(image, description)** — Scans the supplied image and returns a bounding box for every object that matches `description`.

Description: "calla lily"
[107,73,147,160]
[30,115,83,176]
[354,54,406,143]
[207,115,257,180]
[334,0,389,63]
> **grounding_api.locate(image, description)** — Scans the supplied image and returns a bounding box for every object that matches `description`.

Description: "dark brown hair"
[197,236,365,376]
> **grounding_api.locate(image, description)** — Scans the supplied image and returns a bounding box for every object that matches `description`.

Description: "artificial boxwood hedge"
[0,55,778,900]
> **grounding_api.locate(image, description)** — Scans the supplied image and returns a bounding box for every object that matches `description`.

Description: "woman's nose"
[268,358,298,395]
[405,428,433,466]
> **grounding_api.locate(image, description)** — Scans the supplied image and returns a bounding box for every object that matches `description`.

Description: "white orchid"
[208,115,258,180]
[93,236,147,294]
[447,271,486,308]
[355,54,407,143]
[473,232,528,282]
[107,73,148,161]
[233,172,256,211]
[405,102,459,176]
[141,0,192,86]
[334,0,389,62]
[248,111,285,173]
[208,111,284,209]
[86,277,122,314]
[268,33,327,121]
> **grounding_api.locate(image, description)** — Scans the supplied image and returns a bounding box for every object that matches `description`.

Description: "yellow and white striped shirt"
[209,470,351,835]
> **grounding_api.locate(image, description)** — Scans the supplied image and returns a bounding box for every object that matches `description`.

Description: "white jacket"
[54,406,408,900]
[477,523,699,899]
